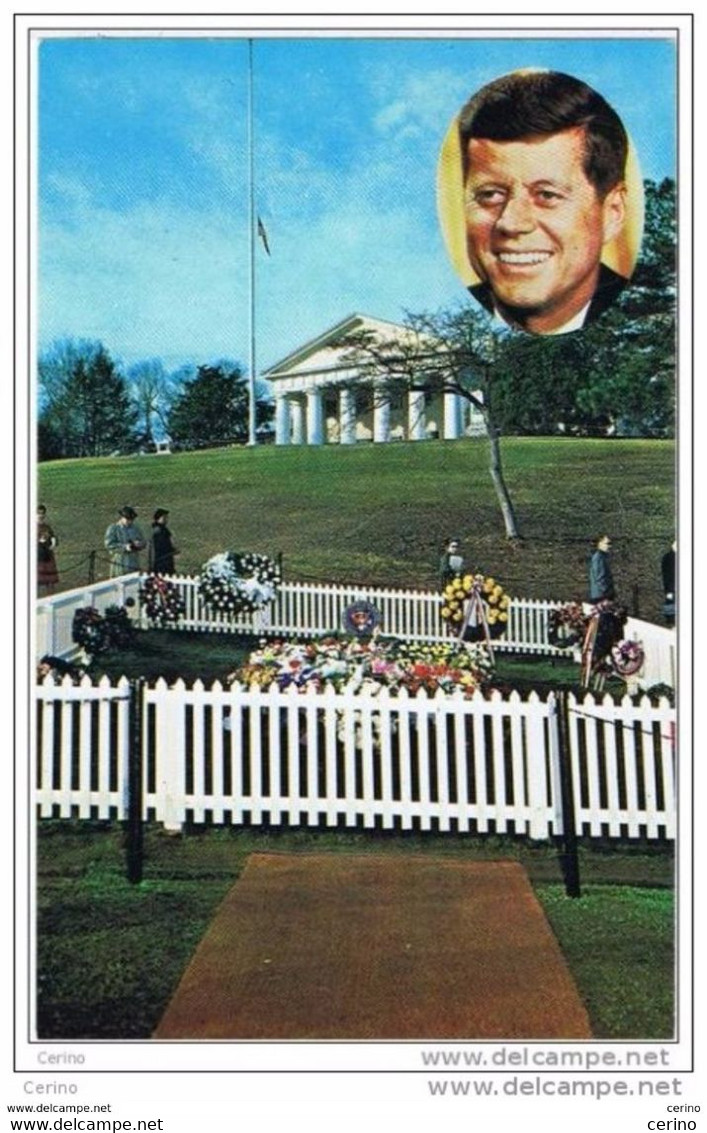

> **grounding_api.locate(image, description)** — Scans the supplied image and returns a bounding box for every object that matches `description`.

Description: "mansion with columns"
[263,314,486,446]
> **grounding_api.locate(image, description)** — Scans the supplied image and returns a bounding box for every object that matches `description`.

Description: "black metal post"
[125,678,145,884]
[632,583,641,618]
[556,690,581,898]
[88,549,96,585]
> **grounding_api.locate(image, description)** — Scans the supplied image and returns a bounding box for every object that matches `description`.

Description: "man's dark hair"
[458,70,628,198]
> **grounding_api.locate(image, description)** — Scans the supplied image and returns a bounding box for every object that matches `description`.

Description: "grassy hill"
[38,436,675,621]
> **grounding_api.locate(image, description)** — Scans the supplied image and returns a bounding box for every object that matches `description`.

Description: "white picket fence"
[36,573,677,690]
[153,573,570,654]
[36,576,142,661]
[35,676,675,841]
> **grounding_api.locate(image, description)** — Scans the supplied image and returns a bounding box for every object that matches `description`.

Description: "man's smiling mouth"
[495,251,553,265]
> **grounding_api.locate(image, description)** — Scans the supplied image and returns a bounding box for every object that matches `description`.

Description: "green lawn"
[38,437,675,621]
[36,823,674,1041]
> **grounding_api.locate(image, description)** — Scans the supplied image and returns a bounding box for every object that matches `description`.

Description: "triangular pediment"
[263,313,413,381]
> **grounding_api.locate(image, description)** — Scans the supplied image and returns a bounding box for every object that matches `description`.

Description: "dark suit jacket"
[469,263,628,331]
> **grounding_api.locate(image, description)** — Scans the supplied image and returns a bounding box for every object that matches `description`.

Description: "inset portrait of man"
[437,69,644,335]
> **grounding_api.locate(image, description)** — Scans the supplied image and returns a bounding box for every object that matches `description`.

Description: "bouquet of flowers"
[72,604,134,656]
[198,551,281,616]
[227,635,492,698]
[140,575,186,627]
[440,572,510,641]
[610,639,645,677]
[342,600,381,637]
[547,602,588,649]
[589,600,628,665]
[72,607,107,655]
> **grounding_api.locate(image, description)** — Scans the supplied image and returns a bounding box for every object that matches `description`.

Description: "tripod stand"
[458,584,495,661]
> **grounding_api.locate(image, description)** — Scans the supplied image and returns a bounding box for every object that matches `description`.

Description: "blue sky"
[38,33,676,376]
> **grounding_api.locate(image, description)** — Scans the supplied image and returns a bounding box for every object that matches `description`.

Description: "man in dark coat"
[588,534,615,602]
[661,540,676,625]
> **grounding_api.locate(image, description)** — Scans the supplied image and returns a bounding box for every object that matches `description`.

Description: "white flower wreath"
[198,551,281,616]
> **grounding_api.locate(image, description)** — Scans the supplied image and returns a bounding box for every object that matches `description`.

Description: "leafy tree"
[167,363,273,449]
[37,419,64,462]
[38,339,138,458]
[560,177,676,437]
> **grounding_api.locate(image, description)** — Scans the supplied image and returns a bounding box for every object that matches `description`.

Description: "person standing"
[104,506,146,578]
[149,508,179,575]
[661,540,676,626]
[37,504,59,594]
[439,538,465,587]
[588,534,616,602]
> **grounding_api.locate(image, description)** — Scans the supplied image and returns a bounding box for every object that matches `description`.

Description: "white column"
[290,397,305,446]
[275,395,290,445]
[408,389,426,440]
[373,386,391,443]
[339,387,357,444]
[444,391,463,440]
[306,388,325,445]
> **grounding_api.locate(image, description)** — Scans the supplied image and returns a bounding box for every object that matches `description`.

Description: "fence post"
[87,549,96,585]
[125,678,145,884]
[555,690,581,898]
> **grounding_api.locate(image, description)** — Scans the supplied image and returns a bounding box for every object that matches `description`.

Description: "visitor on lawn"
[440,538,465,587]
[37,504,59,595]
[588,534,616,602]
[104,506,146,578]
[148,508,179,575]
[661,539,676,626]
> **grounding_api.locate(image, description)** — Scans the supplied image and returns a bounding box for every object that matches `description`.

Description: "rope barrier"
[568,703,674,743]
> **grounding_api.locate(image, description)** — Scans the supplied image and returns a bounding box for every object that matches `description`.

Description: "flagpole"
[247,37,257,446]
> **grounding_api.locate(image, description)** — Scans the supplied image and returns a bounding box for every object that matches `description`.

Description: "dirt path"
[154,853,591,1040]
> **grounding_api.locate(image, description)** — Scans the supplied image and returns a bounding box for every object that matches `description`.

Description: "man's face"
[464,127,625,333]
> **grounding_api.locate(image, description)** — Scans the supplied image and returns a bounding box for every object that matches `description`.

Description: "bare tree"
[128,358,171,444]
[335,304,521,540]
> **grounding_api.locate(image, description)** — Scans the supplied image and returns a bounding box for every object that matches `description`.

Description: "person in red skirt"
[37,504,59,595]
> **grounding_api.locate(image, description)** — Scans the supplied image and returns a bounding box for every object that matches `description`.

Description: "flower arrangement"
[342,600,381,637]
[228,635,492,698]
[610,639,645,677]
[587,601,628,666]
[198,551,281,617]
[440,572,510,641]
[140,575,186,628]
[547,602,588,649]
[72,604,134,656]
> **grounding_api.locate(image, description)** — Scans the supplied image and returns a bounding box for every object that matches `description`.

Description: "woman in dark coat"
[148,509,179,575]
[37,504,59,593]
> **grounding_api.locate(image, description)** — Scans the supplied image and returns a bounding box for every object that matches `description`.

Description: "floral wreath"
[140,574,186,627]
[610,639,645,677]
[342,600,381,637]
[72,604,134,656]
[548,602,588,649]
[440,571,510,641]
[198,551,281,616]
